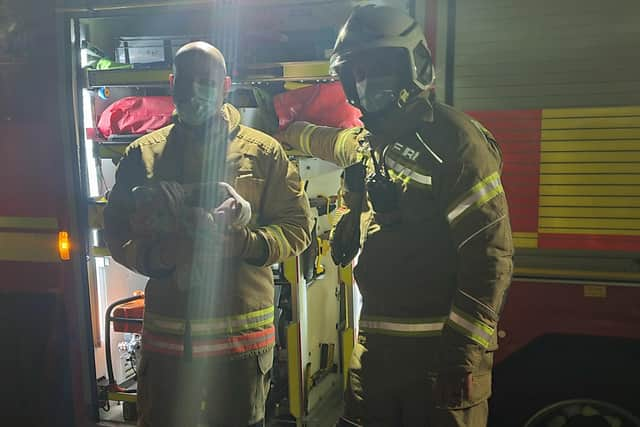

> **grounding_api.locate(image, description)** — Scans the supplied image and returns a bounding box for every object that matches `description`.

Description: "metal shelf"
[86,68,171,88]
[97,143,314,161]
[86,61,335,88]
[96,142,130,159]
[238,60,335,84]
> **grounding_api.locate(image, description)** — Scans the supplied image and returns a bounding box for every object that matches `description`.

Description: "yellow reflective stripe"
[144,312,185,335]
[0,232,61,263]
[274,225,289,253]
[148,317,184,333]
[452,307,494,336]
[145,307,275,336]
[360,316,446,337]
[192,306,275,335]
[388,169,411,187]
[299,124,317,155]
[447,318,490,348]
[361,314,447,324]
[360,320,444,333]
[191,317,273,336]
[144,337,183,351]
[207,306,274,323]
[334,129,352,166]
[447,172,504,225]
[263,225,285,257]
[266,224,288,257]
[447,308,494,348]
[0,216,58,230]
[386,157,432,186]
[146,326,275,357]
[192,327,275,356]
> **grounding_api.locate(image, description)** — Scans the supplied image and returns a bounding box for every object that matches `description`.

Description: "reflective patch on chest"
[392,142,421,162]
[385,144,432,188]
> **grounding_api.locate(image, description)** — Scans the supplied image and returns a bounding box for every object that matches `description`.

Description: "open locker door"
[52,1,383,425]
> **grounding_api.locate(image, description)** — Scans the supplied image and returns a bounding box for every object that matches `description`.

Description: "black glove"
[130,181,186,237]
[366,172,398,214]
[344,162,366,192]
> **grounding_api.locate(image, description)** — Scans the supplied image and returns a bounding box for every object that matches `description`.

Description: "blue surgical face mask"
[174,82,220,127]
[355,76,398,113]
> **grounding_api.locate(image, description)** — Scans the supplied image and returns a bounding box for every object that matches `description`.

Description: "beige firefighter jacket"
[104,104,312,359]
[278,101,514,376]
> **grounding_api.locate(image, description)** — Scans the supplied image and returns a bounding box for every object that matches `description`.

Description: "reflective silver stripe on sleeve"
[447,172,503,224]
[447,309,494,348]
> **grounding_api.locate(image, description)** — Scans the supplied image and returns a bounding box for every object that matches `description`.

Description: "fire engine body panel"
[0,0,639,425]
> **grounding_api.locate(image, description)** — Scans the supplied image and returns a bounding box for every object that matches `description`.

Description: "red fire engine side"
[1,1,639,426]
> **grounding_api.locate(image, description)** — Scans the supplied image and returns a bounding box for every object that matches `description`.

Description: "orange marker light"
[58,231,71,260]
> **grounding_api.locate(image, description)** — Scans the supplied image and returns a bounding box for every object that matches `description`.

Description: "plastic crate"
[115,36,199,65]
[113,297,144,333]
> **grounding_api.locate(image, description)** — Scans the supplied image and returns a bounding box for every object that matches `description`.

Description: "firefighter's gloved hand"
[179,206,215,237]
[366,173,398,214]
[330,205,362,267]
[366,174,401,226]
[214,182,252,229]
[130,186,157,237]
[432,372,473,408]
[130,182,186,237]
[129,208,156,238]
[179,207,249,257]
[344,162,366,192]
[156,181,187,218]
[175,208,252,290]
[145,237,178,276]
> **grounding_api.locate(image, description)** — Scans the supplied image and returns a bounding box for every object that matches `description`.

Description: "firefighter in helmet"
[277,5,513,426]
[104,41,312,427]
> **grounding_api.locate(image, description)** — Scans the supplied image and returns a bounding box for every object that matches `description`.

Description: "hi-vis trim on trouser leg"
[447,308,494,348]
[385,157,432,187]
[143,325,276,357]
[145,307,275,336]
[447,172,504,225]
[359,316,446,337]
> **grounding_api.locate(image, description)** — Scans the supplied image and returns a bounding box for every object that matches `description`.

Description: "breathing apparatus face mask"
[174,80,221,127]
[332,47,410,115]
[355,75,400,113]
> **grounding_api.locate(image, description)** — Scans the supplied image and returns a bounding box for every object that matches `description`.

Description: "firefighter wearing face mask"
[104,41,312,427]
[276,5,513,426]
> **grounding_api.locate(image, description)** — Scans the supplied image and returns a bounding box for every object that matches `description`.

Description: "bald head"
[172,41,230,127]
[174,41,227,76]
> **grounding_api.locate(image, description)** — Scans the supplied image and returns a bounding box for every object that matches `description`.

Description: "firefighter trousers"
[340,334,491,427]
[136,349,273,427]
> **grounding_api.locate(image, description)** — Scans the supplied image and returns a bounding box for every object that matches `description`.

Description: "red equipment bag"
[273,82,363,130]
[97,96,175,138]
[113,297,144,334]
